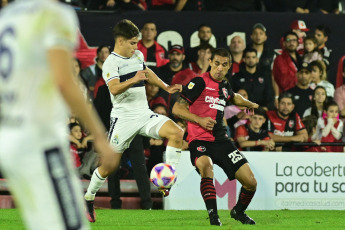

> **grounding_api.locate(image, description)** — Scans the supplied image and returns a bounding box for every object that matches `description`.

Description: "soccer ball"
[150,163,177,189]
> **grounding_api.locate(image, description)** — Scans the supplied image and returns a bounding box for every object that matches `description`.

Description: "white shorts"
[0,130,89,230]
[108,109,170,153]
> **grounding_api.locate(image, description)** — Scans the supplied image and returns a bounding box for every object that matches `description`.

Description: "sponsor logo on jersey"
[289,120,294,128]
[197,146,206,152]
[188,82,195,89]
[258,77,264,84]
[107,73,110,78]
[206,87,216,91]
[205,96,226,111]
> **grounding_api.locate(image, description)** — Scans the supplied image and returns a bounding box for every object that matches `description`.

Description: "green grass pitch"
[1,209,345,230]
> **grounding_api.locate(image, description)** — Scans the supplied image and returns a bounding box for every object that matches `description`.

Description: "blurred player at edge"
[173,48,258,226]
[0,0,117,229]
[84,19,184,222]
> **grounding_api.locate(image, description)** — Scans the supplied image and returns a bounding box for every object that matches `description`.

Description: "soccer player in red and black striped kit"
[173,48,258,226]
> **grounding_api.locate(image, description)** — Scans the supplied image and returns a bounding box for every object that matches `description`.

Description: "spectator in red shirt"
[137,22,169,72]
[235,107,275,151]
[267,92,308,151]
[272,31,303,103]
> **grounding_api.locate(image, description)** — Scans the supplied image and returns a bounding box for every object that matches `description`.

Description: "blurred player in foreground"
[0,0,117,229]
[173,48,258,226]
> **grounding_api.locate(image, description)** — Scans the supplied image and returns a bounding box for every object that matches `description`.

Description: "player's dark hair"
[316,25,331,37]
[253,107,267,118]
[243,47,257,57]
[278,92,294,104]
[323,100,338,112]
[113,19,139,41]
[283,31,298,41]
[302,115,318,136]
[310,86,328,117]
[210,48,232,63]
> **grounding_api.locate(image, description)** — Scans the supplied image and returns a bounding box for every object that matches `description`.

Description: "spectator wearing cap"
[157,44,196,115]
[287,62,314,117]
[137,22,169,73]
[314,25,332,71]
[273,31,303,101]
[249,23,275,75]
[80,45,111,98]
[230,47,274,110]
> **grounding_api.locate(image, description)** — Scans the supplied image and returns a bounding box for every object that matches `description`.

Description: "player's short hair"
[210,48,232,63]
[253,107,267,118]
[323,100,338,111]
[243,47,257,57]
[113,19,139,41]
[302,115,318,136]
[283,31,298,41]
[316,25,331,37]
[278,92,294,104]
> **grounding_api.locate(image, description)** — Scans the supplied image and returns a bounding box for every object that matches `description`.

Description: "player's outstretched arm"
[48,48,117,168]
[172,96,216,131]
[145,67,182,94]
[108,70,148,96]
[231,93,259,110]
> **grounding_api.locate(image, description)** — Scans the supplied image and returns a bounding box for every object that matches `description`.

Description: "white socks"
[84,168,107,201]
[165,146,182,169]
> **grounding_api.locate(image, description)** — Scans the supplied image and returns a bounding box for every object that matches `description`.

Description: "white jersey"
[102,50,149,118]
[0,0,78,143]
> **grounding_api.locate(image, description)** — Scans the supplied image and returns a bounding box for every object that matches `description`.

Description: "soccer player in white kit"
[0,1,117,229]
[84,19,184,222]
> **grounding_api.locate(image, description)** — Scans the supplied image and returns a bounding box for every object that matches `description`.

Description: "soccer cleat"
[85,200,96,222]
[158,188,170,197]
[209,212,222,226]
[230,208,256,225]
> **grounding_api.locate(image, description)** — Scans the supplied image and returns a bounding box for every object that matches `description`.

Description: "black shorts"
[189,140,248,180]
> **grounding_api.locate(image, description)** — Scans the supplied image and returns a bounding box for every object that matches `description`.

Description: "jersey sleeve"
[102,58,120,84]
[42,5,79,50]
[180,77,205,104]
[295,113,305,131]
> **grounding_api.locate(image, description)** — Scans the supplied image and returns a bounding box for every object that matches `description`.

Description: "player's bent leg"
[195,156,222,226]
[231,163,257,225]
[158,120,184,168]
[85,152,122,222]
